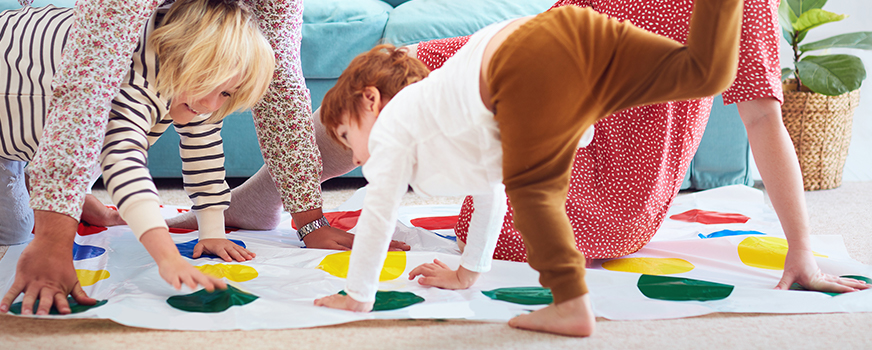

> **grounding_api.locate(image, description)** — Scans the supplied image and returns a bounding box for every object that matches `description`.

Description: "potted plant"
[778,0,870,190]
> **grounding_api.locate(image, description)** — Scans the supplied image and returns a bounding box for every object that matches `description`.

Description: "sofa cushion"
[383,0,554,46]
[301,0,393,79]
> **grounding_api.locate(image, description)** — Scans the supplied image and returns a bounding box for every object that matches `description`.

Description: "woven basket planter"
[781,80,861,191]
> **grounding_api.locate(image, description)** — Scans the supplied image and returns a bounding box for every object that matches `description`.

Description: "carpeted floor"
[1,179,870,349]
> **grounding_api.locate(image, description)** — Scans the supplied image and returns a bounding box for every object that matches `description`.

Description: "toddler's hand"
[157,255,226,292]
[314,293,374,312]
[408,259,479,289]
[193,238,256,262]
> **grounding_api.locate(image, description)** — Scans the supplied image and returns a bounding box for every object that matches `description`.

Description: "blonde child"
[314,0,744,337]
[0,0,273,313]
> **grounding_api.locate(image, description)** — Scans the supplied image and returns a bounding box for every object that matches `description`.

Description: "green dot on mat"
[167,285,258,313]
[637,274,734,301]
[789,275,872,297]
[338,290,424,311]
[9,297,107,315]
[481,287,553,305]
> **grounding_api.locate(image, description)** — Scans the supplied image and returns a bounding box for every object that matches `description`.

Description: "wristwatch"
[297,216,330,241]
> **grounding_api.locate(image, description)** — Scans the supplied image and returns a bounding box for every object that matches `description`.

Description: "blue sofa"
[2,0,752,189]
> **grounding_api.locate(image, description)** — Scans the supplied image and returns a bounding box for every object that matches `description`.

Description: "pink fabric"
[418,0,782,261]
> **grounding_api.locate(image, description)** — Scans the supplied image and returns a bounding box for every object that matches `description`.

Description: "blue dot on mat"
[698,230,766,239]
[72,242,106,261]
[175,239,246,259]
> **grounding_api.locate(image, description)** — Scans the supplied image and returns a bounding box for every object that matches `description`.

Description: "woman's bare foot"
[81,194,126,227]
[508,293,595,337]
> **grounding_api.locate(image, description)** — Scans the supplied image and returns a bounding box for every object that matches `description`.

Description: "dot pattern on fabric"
[438,0,782,262]
[317,251,406,281]
[76,269,111,286]
[72,242,106,261]
[195,264,259,282]
[670,209,751,225]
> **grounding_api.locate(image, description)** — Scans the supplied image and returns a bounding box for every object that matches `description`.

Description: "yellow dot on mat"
[601,258,695,275]
[317,251,406,281]
[195,264,259,282]
[738,236,827,270]
[76,269,111,287]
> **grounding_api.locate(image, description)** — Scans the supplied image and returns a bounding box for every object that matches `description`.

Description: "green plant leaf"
[782,68,795,82]
[800,32,872,52]
[783,28,795,45]
[796,54,867,95]
[793,9,847,33]
[786,0,827,18]
[778,0,795,34]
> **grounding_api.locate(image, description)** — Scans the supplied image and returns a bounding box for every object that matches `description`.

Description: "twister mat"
[1,185,870,330]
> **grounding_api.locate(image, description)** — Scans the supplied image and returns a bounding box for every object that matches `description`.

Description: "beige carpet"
[2,180,871,349]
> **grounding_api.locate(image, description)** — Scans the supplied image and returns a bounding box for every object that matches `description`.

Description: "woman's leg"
[166,107,355,230]
[0,159,33,245]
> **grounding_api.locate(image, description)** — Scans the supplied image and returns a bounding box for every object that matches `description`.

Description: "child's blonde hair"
[320,44,430,146]
[150,0,274,122]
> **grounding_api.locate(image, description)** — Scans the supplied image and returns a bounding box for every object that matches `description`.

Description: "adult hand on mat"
[408,259,480,289]
[193,238,256,262]
[775,248,870,293]
[314,293,374,312]
[303,226,410,252]
[0,211,96,315]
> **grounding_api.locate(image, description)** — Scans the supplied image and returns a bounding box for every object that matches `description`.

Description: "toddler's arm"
[175,119,254,262]
[140,227,226,291]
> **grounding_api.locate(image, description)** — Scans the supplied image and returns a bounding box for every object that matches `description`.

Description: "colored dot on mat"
[338,290,424,311]
[637,275,735,301]
[669,209,750,224]
[9,297,108,315]
[175,239,247,259]
[72,242,106,261]
[166,285,258,313]
[317,251,406,281]
[76,222,108,236]
[737,236,827,270]
[481,287,553,305]
[195,264,258,282]
[601,257,695,275]
[698,229,765,239]
[76,269,111,287]
[410,215,460,230]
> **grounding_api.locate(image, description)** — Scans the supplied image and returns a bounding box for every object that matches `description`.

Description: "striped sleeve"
[176,118,230,240]
[100,83,168,240]
[0,6,73,163]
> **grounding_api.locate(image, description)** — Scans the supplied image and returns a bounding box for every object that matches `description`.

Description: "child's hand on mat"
[157,255,227,292]
[314,293,374,312]
[140,228,226,292]
[408,259,480,289]
[776,248,869,293]
[193,238,256,262]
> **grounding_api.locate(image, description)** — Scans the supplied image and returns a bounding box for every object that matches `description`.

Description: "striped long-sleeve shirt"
[2,4,229,240]
[25,0,320,224]
[101,4,229,240]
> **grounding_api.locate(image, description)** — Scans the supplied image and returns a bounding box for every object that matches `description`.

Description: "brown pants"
[487,0,743,303]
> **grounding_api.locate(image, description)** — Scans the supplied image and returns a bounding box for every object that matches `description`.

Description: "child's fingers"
[434,259,450,269]
[215,248,232,262]
[227,248,245,262]
[196,275,216,293]
[192,244,204,259]
[181,274,197,291]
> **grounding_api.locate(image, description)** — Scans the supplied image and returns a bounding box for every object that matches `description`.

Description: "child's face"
[335,108,378,166]
[168,75,240,124]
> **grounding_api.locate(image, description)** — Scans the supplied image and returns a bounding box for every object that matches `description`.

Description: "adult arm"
[0,0,161,315]
[737,99,868,292]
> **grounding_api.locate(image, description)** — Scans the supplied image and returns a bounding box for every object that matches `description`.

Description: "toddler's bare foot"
[81,194,126,227]
[508,293,594,337]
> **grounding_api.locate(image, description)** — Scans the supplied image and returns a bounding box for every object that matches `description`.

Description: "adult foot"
[508,293,595,337]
